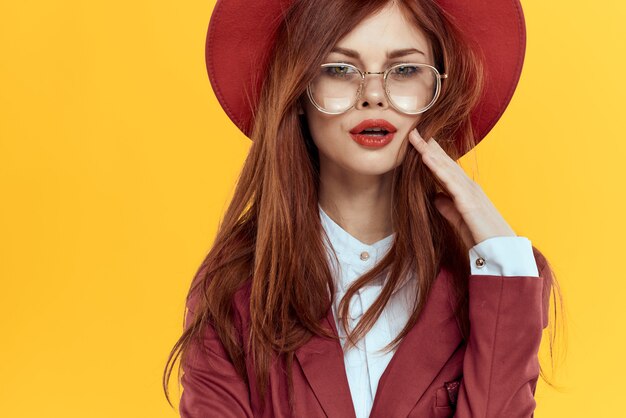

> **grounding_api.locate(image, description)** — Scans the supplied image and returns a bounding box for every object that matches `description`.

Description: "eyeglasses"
[306,62,448,115]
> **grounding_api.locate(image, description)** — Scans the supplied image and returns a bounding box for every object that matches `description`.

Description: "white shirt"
[318,203,539,418]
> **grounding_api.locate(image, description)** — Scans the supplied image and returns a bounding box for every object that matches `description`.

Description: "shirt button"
[360,251,370,261]
[475,257,485,268]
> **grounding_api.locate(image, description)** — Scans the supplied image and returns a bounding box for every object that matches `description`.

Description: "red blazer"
[180,255,551,418]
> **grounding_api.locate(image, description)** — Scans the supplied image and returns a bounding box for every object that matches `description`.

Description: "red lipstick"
[349,119,398,148]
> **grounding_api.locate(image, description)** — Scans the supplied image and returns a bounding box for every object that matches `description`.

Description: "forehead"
[331,2,432,62]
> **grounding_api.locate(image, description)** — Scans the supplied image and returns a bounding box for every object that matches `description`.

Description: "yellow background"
[0,0,623,416]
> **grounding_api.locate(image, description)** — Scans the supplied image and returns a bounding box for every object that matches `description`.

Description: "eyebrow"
[329,46,425,59]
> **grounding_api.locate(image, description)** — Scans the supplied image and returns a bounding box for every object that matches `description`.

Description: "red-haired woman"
[164,0,564,417]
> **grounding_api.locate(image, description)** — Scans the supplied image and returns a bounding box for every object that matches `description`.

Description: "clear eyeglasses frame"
[306,62,448,115]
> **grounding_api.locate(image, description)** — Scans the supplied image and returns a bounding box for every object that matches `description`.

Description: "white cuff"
[468,236,539,277]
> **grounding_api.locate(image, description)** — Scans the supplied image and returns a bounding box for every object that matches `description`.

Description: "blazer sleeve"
[452,250,551,417]
[179,290,254,418]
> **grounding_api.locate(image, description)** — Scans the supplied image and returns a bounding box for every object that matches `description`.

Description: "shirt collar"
[319,203,416,306]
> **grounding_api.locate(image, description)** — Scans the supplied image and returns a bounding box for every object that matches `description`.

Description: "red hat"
[205,0,526,155]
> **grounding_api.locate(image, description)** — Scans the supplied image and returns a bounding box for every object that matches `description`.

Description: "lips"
[349,118,398,148]
[349,119,398,135]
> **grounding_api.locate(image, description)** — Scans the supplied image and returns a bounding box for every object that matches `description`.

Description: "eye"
[331,65,349,75]
[322,65,359,78]
[390,65,422,78]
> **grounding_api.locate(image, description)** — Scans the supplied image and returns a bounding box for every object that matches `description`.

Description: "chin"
[343,159,401,177]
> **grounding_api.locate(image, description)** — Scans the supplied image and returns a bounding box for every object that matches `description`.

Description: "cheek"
[381,132,412,168]
[304,109,348,155]
[311,124,352,162]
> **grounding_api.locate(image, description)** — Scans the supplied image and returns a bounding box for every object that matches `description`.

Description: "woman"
[164,0,564,416]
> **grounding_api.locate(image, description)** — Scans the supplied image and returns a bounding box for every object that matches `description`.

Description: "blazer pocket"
[435,379,461,408]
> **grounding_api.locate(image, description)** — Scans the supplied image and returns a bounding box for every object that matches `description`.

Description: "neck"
[318,167,394,245]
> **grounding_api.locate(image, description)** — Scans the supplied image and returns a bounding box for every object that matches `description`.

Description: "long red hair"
[164,0,566,412]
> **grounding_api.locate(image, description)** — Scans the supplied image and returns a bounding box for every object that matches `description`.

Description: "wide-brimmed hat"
[205,0,527,155]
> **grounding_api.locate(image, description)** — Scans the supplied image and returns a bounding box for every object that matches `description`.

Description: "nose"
[354,71,390,111]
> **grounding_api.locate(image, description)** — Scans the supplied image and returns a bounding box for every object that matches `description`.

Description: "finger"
[409,130,469,196]
[409,130,457,171]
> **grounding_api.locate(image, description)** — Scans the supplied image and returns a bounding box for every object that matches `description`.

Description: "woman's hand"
[408,128,517,248]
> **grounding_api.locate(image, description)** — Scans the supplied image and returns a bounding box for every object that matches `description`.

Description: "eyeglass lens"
[308,64,438,114]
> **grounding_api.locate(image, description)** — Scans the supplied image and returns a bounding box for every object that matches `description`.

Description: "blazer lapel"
[295,307,357,418]
[294,268,462,418]
[369,268,463,417]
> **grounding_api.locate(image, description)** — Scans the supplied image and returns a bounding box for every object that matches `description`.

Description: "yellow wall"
[0,0,622,416]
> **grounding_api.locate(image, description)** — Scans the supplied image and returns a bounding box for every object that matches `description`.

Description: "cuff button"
[475,257,485,268]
